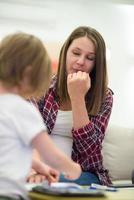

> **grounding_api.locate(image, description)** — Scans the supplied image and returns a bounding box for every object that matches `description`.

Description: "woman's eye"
[73,52,80,56]
[87,57,95,61]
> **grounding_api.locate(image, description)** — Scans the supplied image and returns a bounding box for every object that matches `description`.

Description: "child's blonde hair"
[0,32,51,97]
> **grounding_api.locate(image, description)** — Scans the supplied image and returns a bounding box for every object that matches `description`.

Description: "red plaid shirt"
[37,76,113,185]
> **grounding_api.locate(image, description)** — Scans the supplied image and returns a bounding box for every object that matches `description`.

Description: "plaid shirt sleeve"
[72,89,113,155]
[72,89,113,183]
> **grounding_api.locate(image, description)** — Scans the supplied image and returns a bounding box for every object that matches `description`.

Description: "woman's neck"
[59,100,72,111]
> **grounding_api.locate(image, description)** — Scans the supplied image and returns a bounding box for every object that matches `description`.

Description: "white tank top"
[50,110,73,158]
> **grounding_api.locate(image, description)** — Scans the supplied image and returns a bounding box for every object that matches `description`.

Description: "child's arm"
[31,131,82,180]
[27,168,46,183]
[28,149,45,183]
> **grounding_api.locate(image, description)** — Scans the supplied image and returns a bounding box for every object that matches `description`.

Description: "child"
[0,32,81,200]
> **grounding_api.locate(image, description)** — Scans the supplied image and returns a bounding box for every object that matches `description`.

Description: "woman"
[30,26,113,185]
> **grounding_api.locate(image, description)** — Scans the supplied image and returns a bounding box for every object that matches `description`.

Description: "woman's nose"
[77,56,85,65]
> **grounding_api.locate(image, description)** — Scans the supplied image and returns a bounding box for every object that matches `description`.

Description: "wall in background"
[0,0,134,127]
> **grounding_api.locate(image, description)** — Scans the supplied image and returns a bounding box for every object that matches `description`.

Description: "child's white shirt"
[0,94,47,198]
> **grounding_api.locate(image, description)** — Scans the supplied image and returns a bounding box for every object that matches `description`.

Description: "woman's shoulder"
[104,88,114,104]
[106,88,114,96]
[43,74,58,101]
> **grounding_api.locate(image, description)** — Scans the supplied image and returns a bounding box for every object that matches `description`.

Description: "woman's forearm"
[71,97,90,130]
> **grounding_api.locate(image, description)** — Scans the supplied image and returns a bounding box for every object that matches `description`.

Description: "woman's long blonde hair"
[56,26,108,116]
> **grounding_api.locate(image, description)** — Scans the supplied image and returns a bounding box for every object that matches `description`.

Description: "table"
[29,188,134,200]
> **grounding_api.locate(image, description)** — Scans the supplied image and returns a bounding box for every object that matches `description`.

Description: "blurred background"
[0,0,134,127]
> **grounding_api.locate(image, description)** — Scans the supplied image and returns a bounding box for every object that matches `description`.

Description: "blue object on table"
[89,183,118,192]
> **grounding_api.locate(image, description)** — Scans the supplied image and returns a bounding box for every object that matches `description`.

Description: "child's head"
[0,32,51,98]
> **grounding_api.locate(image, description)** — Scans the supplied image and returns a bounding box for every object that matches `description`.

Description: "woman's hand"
[67,71,90,129]
[67,71,91,101]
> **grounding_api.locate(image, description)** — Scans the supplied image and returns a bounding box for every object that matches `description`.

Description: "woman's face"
[66,36,95,74]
